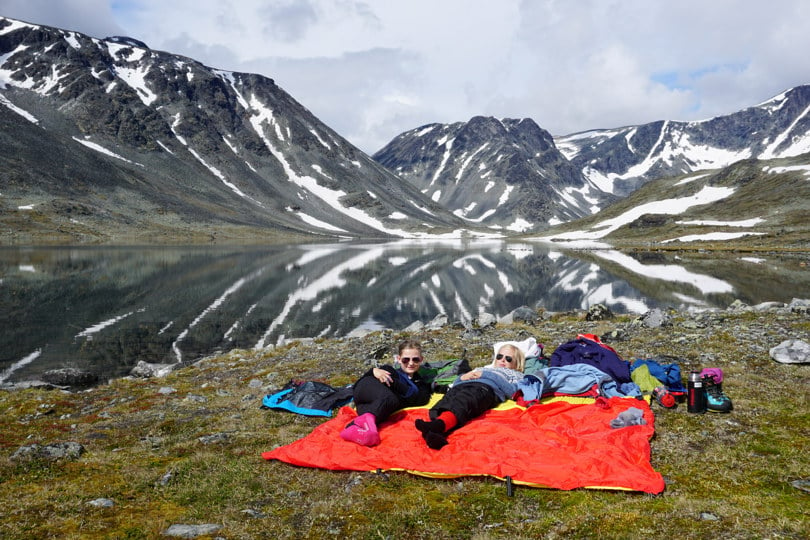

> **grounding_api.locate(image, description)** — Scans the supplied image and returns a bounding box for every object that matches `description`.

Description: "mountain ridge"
[555,85,810,196]
[373,86,810,242]
[372,116,609,233]
[1,15,809,247]
[0,16,471,244]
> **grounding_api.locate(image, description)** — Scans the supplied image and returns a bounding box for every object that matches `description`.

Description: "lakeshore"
[1,302,808,539]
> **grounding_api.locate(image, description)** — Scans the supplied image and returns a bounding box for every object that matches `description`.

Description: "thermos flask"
[687,371,706,413]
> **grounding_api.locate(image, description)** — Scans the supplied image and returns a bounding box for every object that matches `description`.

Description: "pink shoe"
[355,413,378,433]
[340,423,362,443]
[339,415,381,446]
[356,427,381,446]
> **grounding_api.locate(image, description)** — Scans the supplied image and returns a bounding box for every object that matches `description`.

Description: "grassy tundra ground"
[1,307,808,539]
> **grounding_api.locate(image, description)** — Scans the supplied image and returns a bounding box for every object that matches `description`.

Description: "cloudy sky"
[2,1,809,154]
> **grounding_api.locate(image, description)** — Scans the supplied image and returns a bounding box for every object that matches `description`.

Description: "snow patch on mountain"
[763,164,810,176]
[0,94,38,123]
[663,231,765,243]
[760,102,810,158]
[536,185,736,244]
[72,137,143,166]
[676,218,764,227]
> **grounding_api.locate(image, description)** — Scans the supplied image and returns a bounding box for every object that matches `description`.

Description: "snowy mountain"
[556,85,810,196]
[0,16,470,243]
[534,157,810,250]
[374,87,810,236]
[373,116,611,233]
[2,15,809,245]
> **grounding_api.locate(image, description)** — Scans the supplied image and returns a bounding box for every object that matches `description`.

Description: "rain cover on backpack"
[263,380,354,417]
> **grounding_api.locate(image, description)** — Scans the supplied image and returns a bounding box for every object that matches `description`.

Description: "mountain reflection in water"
[1,241,806,384]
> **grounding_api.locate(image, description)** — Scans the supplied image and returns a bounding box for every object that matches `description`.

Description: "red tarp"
[263,397,665,494]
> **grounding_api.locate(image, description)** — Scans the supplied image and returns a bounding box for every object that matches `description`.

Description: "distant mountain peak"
[373,115,606,232]
[556,84,810,196]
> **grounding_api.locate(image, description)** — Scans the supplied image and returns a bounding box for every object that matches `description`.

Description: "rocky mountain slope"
[372,116,608,233]
[534,156,810,250]
[556,85,810,197]
[0,16,468,243]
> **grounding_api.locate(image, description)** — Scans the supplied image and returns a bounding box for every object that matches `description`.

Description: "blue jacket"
[451,367,523,402]
[518,365,641,401]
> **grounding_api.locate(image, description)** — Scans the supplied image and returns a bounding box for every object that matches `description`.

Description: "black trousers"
[352,374,404,422]
[428,382,499,429]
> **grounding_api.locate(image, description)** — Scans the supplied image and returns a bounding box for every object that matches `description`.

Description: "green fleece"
[630,363,664,393]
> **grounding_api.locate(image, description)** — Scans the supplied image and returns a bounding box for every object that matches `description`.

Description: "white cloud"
[3,0,810,154]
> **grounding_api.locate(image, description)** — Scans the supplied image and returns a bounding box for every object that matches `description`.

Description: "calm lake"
[2,241,808,384]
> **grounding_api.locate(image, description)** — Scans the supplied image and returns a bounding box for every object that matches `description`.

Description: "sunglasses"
[399,356,422,365]
[495,354,514,363]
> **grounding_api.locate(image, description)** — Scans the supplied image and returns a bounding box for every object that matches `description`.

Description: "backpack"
[262,380,354,417]
[550,335,631,384]
[418,358,471,391]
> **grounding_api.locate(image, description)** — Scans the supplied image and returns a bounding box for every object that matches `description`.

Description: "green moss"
[2,310,809,538]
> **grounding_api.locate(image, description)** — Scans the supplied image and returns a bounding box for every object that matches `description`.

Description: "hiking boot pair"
[701,368,733,413]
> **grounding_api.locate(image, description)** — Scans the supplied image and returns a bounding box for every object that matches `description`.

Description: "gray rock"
[41,442,86,460]
[425,314,448,330]
[585,304,614,321]
[344,474,364,493]
[41,368,98,387]
[0,380,66,391]
[346,327,376,338]
[498,313,514,325]
[476,312,497,328]
[769,339,810,363]
[10,444,42,461]
[510,306,538,324]
[790,478,810,493]
[198,433,230,445]
[157,387,177,395]
[789,298,810,314]
[726,299,750,311]
[87,498,115,508]
[11,441,85,462]
[402,320,425,332]
[162,524,222,538]
[752,301,784,312]
[639,308,672,328]
[131,360,178,378]
[158,470,174,486]
[241,509,266,518]
[461,327,483,340]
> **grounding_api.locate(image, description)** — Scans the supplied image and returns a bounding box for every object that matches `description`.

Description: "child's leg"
[416,383,498,449]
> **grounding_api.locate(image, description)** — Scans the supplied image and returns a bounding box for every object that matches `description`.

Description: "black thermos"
[687,371,706,413]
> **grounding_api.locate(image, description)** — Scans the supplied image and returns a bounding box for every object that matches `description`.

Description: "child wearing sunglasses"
[340,339,432,446]
[415,344,526,450]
